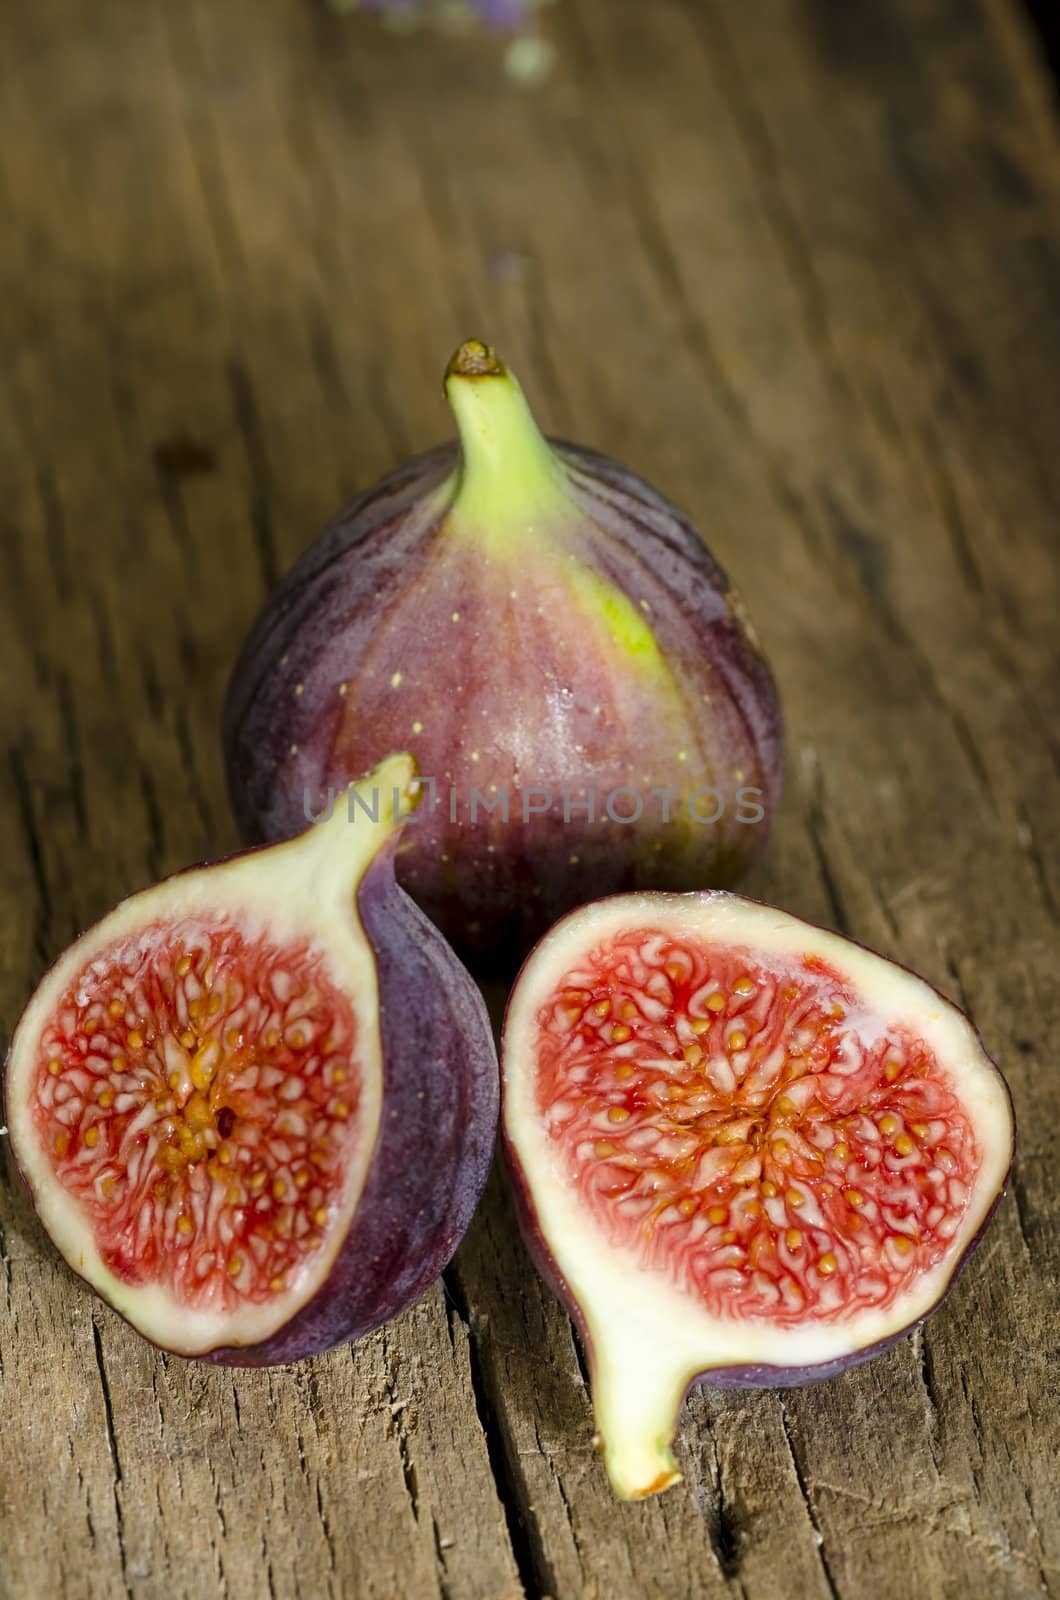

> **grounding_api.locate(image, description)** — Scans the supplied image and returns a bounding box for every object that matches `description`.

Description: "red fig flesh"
[501,892,1014,1498]
[5,755,498,1363]
[224,342,782,969]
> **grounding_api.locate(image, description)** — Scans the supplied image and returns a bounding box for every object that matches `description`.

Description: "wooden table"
[1,2,1057,1595]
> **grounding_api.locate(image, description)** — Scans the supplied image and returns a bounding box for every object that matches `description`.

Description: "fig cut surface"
[502,892,1014,1498]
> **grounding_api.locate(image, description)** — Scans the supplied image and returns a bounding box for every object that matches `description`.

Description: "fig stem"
[591,1342,687,1499]
[445,339,507,381]
[444,340,566,530]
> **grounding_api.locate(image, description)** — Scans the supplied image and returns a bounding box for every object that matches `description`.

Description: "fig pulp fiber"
[5,755,499,1362]
[224,340,782,970]
[502,892,1014,1498]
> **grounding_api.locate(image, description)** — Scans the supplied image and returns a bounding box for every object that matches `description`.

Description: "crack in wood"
[913,1326,944,1474]
[207,1454,232,1599]
[685,1412,748,1591]
[91,1321,133,1600]
[779,1402,842,1600]
[465,1349,541,1599]
[383,1334,422,1530]
[1007,1165,1037,1260]
[444,1275,540,1600]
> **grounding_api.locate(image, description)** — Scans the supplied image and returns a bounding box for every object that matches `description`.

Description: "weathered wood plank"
[0,0,1056,1595]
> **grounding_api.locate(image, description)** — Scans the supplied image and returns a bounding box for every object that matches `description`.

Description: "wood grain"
[0,0,1057,1595]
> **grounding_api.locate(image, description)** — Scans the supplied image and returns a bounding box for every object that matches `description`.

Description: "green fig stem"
[444,340,567,531]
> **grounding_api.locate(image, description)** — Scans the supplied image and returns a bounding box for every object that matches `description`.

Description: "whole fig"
[224,341,782,969]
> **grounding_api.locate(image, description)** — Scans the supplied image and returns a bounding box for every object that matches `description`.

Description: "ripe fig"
[5,754,498,1363]
[224,341,782,970]
[502,892,1014,1498]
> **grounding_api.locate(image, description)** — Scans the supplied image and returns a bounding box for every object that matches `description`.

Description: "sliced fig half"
[5,754,498,1363]
[502,892,1014,1498]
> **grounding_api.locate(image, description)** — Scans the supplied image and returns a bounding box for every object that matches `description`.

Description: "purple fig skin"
[501,888,1015,1402]
[207,844,499,1365]
[223,431,783,974]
